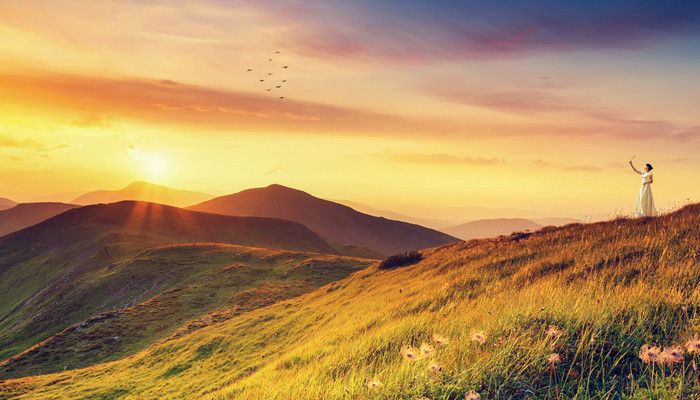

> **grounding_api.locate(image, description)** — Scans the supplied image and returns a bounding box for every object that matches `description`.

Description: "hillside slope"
[2,204,699,399]
[188,184,458,256]
[0,198,17,211]
[0,202,80,237]
[71,181,214,207]
[0,244,373,379]
[0,201,370,364]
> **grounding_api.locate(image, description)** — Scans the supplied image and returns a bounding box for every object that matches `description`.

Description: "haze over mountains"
[442,218,545,241]
[71,181,214,208]
[187,184,458,256]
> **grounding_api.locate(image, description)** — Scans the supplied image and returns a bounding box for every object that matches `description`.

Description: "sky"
[1,0,699,220]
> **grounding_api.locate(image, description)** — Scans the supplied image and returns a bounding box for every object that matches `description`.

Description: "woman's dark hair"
[646,163,653,171]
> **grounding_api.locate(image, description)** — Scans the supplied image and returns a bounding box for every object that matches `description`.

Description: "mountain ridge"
[187,184,459,256]
[71,181,214,207]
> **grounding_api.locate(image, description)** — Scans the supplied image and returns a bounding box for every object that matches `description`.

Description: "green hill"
[2,203,700,399]
[0,201,375,370]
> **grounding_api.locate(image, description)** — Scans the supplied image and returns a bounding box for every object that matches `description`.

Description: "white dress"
[635,171,657,217]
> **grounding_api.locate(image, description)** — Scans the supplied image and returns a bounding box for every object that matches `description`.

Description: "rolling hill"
[441,217,544,240]
[0,244,373,379]
[2,203,698,399]
[0,202,80,237]
[187,184,459,256]
[71,181,214,207]
[0,200,375,369]
[0,198,17,211]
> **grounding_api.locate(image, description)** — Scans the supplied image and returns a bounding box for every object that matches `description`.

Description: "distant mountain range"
[187,184,459,256]
[0,197,17,211]
[71,181,214,207]
[441,218,545,241]
[0,202,80,237]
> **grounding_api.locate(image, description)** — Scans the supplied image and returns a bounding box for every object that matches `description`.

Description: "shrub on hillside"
[378,251,423,270]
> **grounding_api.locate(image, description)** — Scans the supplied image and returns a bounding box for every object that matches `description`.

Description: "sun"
[145,156,168,178]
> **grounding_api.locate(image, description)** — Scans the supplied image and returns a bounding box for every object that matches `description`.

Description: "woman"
[629,161,657,217]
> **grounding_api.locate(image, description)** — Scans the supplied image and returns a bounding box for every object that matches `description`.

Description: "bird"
[282,66,289,69]
[266,89,272,91]
[267,73,273,75]
[246,68,252,72]
[275,85,282,88]
[274,51,280,54]
[281,80,287,82]
[279,96,285,99]
[259,79,264,82]
[268,58,273,62]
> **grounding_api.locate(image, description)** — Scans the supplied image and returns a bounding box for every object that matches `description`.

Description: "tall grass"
[2,204,700,399]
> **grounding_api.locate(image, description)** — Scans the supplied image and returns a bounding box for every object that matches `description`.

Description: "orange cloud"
[0,71,469,138]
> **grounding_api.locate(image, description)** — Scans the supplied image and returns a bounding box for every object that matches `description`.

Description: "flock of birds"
[246,51,289,100]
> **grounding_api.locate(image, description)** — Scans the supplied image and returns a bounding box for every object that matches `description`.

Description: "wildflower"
[470,331,487,344]
[547,353,562,365]
[433,333,449,345]
[419,343,435,357]
[661,346,684,365]
[427,362,444,374]
[401,346,419,361]
[366,380,383,388]
[544,325,562,338]
[638,344,661,364]
[464,390,482,400]
[686,335,700,355]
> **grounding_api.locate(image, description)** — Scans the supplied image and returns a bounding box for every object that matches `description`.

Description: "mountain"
[441,217,544,240]
[0,202,81,237]
[71,181,214,207]
[0,200,375,368]
[0,197,17,211]
[187,184,459,256]
[4,203,698,399]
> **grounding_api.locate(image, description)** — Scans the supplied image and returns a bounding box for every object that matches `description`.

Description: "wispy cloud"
[0,134,68,151]
[381,152,506,166]
[562,165,603,172]
[257,0,700,64]
[71,114,110,128]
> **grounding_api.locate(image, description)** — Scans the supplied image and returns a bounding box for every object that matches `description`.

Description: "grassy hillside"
[2,203,700,399]
[0,201,374,366]
[0,244,372,379]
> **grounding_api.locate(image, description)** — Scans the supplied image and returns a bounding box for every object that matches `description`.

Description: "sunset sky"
[1,1,699,219]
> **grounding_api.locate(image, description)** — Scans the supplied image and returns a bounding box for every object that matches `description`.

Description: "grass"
[1,204,700,399]
[0,243,372,379]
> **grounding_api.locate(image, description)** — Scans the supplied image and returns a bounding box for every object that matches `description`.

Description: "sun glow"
[145,156,168,178]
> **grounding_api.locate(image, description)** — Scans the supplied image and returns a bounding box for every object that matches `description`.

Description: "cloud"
[127,143,143,160]
[381,152,506,166]
[0,71,488,139]
[562,165,603,172]
[265,166,287,175]
[672,126,700,142]
[252,0,700,64]
[71,114,110,128]
[0,134,68,151]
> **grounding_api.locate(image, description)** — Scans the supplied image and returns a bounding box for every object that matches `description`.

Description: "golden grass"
[2,204,700,399]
